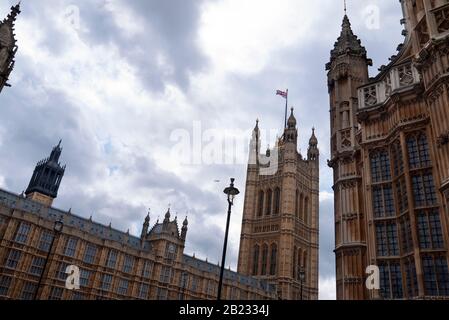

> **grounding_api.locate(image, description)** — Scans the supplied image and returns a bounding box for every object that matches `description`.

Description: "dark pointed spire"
[164,207,171,224]
[309,127,318,146]
[25,141,66,200]
[287,107,296,129]
[329,14,368,65]
[3,3,21,26]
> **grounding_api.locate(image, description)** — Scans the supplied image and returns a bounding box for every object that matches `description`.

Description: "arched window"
[292,246,297,278]
[407,132,431,169]
[270,244,277,276]
[266,190,272,216]
[299,194,304,220]
[261,244,268,275]
[296,249,302,280]
[304,197,309,224]
[252,245,260,275]
[370,149,391,183]
[274,188,281,215]
[295,190,299,218]
[257,191,264,217]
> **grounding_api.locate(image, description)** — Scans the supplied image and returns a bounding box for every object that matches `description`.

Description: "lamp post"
[34,219,64,300]
[217,178,239,301]
[299,266,305,300]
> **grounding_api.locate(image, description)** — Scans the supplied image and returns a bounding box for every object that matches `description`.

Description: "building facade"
[0,4,20,94]
[237,110,320,300]
[327,0,449,299]
[0,143,276,300]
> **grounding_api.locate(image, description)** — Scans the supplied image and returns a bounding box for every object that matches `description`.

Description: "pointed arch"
[261,243,269,275]
[304,197,309,224]
[257,191,264,217]
[274,188,281,215]
[299,193,304,220]
[270,243,277,276]
[252,244,260,275]
[295,189,299,218]
[266,189,272,216]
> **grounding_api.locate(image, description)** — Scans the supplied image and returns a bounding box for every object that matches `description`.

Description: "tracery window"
[376,222,399,256]
[404,258,418,298]
[274,188,281,215]
[252,245,259,276]
[412,172,437,207]
[261,244,268,275]
[407,133,431,169]
[379,261,403,299]
[417,209,444,249]
[266,190,272,216]
[370,150,391,183]
[257,191,264,217]
[372,184,395,218]
[270,244,277,276]
[422,255,449,296]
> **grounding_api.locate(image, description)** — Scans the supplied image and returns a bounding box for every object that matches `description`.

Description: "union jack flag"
[276,90,287,99]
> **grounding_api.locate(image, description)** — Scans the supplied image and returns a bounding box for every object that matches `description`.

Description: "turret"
[25,140,66,207]
[307,128,319,162]
[141,211,150,239]
[181,216,188,240]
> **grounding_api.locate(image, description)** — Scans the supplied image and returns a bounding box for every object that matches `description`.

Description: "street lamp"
[299,266,305,300]
[217,178,239,301]
[34,219,64,300]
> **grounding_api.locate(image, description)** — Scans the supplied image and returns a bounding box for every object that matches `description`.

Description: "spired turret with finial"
[181,216,188,240]
[308,127,319,161]
[141,210,150,239]
[0,3,21,93]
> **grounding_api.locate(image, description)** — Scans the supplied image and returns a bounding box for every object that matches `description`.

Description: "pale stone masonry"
[327,0,449,300]
[237,111,320,300]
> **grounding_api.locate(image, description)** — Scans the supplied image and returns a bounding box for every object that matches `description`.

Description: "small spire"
[344,0,347,15]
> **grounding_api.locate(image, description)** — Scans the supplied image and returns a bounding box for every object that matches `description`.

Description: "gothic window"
[274,188,281,215]
[266,189,272,216]
[379,261,403,299]
[49,287,63,300]
[160,266,172,284]
[38,231,54,252]
[400,215,413,254]
[391,141,404,177]
[5,249,21,269]
[165,243,177,264]
[123,255,134,274]
[83,244,97,264]
[29,257,45,276]
[56,262,69,280]
[407,133,432,169]
[100,274,113,291]
[412,172,437,207]
[292,247,297,278]
[138,283,149,299]
[295,190,299,218]
[117,279,129,296]
[404,258,418,298]
[370,150,391,183]
[0,276,12,296]
[304,197,309,224]
[395,178,408,213]
[14,222,31,244]
[296,249,302,280]
[80,269,91,287]
[106,249,118,268]
[299,194,304,220]
[372,184,395,218]
[270,244,277,276]
[261,244,268,275]
[142,260,153,278]
[20,282,37,300]
[257,191,264,217]
[417,209,444,249]
[252,245,260,276]
[376,222,399,256]
[422,255,449,296]
[63,237,78,257]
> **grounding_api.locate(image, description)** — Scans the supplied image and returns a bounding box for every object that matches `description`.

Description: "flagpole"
[284,89,288,128]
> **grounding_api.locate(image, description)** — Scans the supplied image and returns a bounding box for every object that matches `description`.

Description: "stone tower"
[328,0,449,300]
[326,13,372,300]
[237,109,319,300]
[0,3,20,93]
[25,141,66,207]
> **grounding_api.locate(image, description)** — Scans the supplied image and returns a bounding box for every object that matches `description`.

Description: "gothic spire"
[4,3,21,26]
[25,140,66,202]
[328,13,368,66]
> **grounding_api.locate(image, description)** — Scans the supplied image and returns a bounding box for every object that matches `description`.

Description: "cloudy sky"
[0,0,405,299]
